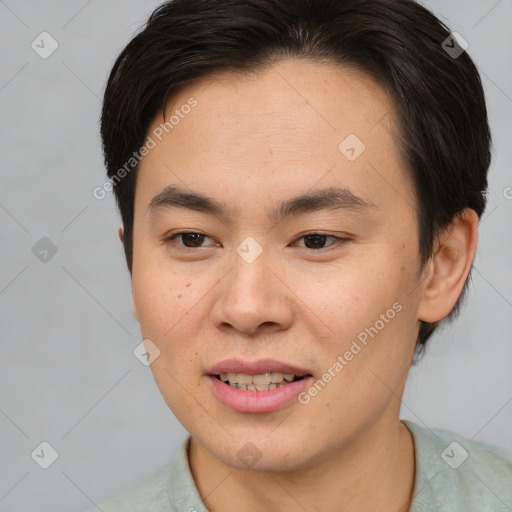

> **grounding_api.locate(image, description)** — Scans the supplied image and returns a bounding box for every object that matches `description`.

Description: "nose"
[210,246,294,337]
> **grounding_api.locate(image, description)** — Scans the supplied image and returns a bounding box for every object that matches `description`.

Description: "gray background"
[1,1,511,510]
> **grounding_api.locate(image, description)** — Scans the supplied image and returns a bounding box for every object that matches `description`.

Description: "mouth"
[205,359,314,412]
[212,372,311,392]
[207,371,315,413]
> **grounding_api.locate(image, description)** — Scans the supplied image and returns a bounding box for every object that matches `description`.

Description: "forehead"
[157,59,397,142]
[136,58,414,219]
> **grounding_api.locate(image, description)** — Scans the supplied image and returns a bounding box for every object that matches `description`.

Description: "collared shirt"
[87,419,512,511]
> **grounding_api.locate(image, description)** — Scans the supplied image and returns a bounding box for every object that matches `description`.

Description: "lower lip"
[206,375,314,413]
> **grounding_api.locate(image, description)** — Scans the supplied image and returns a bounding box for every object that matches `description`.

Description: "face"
[130,59,426,471]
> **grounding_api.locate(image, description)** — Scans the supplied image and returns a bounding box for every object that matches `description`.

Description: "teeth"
[270,372,283,383]
[237,373,253,385]
[219,372,296,384]
[233,382,287,391]
[217,371,305,391]
[253,373,272,385]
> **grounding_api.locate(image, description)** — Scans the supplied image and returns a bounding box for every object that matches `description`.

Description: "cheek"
[131,251,195,341]
[132,263,203,404]
[305,255,419,377]
[298,259,400,333]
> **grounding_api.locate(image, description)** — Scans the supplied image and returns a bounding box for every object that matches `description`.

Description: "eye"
[165,231,217,249]
[164,231,351,252]
[292,232,351,250]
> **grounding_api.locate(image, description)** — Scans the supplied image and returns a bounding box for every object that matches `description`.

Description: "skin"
[118,58,478,512]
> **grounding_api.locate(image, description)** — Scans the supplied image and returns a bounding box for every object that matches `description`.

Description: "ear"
[117,225,124,244]
[417,208,479,323]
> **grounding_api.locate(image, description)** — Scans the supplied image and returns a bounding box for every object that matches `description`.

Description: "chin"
[198,428,317,473]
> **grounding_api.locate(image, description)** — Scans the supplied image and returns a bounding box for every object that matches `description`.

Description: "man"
[91,0,512,510]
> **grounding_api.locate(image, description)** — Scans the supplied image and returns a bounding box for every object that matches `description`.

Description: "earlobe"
[117,225,124,244]
[417,209,479,322]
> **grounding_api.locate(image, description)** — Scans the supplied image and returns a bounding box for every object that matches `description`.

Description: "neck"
[188,417,416,512]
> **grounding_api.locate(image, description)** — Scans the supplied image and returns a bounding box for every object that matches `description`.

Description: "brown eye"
[165,231,216,249]
[163,231,351,252]
[294,233,351,251]
[302,234,331,249]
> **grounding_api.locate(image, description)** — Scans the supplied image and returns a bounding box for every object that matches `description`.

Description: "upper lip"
[207,358,312,377]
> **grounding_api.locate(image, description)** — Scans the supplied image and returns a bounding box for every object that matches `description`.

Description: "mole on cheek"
[178,283,192,298]
[177,284,191,298]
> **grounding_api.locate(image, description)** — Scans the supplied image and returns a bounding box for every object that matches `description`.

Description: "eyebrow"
[146,184,378,222]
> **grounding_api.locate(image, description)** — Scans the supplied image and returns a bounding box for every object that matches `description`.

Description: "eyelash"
[163,231,352,252]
